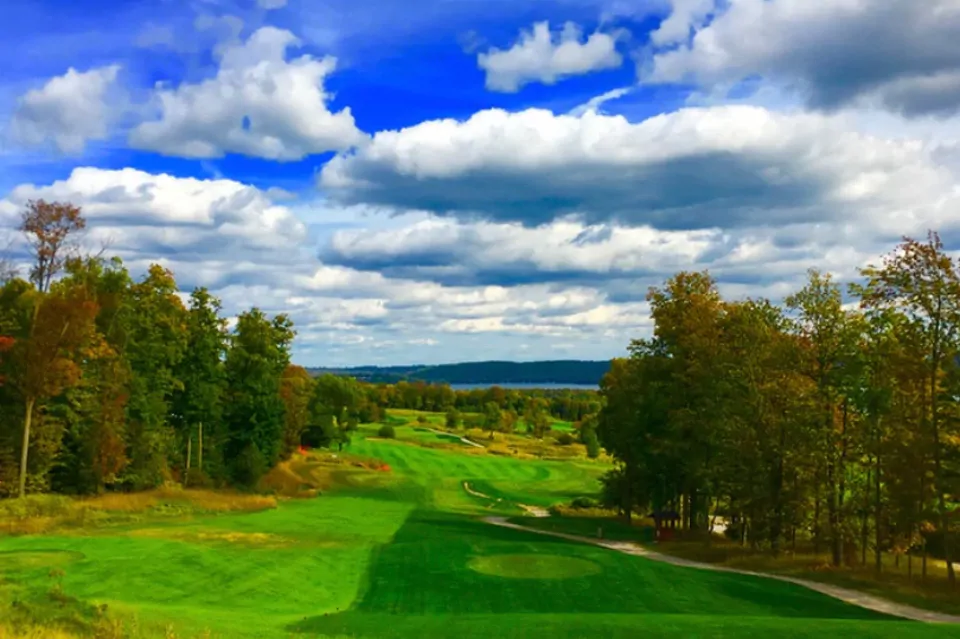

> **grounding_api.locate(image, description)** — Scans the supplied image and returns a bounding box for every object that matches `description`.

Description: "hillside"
[305,360,611,385]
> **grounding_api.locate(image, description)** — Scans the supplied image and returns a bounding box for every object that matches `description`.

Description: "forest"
[0,199,601,499]
[596,231,960,586]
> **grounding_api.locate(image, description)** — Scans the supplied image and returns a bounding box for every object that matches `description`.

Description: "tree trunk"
[828,459,840,566]
[930,316,955,586]
[185,430,192,487]
[198,422,203,473]
[18,397,36,498]
[771,418,786,556]
[874,427,883,574]
[814,480,822,555]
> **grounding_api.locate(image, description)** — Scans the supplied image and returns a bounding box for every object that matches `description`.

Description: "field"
[1,415,956,638]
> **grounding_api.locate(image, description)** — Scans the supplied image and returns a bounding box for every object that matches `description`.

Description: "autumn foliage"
[599,232,960,585]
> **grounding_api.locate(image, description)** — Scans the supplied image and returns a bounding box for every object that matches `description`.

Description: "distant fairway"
[1,419,956,638]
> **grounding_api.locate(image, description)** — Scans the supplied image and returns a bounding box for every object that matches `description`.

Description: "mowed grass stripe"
[293,613,957,639]
[349,510,892,619]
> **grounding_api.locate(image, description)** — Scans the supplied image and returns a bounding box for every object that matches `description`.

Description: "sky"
[1,0,959,367]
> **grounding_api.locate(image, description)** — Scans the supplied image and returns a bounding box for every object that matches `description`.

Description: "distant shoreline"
[447,382,599,391]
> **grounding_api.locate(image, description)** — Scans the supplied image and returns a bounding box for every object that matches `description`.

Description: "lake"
[447,383,599,391]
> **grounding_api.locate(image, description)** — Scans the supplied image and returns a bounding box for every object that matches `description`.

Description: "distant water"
[448,382,598,391]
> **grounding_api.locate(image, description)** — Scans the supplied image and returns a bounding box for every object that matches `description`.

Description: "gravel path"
[483,516,960,625]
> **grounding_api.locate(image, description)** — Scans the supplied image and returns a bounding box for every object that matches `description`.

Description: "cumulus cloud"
[8,65,121,153]
[646,0,960,118]
[0,168,650,364]
[320,105,959,231]
[322,216,715,286]
[3,167,307,285]
[258,0,288,9]
[478,21,623,92]
[129,26,366,160]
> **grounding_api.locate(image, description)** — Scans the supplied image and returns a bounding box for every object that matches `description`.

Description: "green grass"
[1,424,956,638]
[508,514,657,542]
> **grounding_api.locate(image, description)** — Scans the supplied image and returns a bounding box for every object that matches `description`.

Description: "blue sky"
[2,0,960,366]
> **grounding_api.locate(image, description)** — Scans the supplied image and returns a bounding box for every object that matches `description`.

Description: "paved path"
[483,516,960,625]
[426,428,484,448]
[463,482,550,517]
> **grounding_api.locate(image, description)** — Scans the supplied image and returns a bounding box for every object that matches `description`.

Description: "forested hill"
[304,360,611,385]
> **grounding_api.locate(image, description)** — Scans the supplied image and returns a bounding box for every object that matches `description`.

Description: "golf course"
[1,419,957,639]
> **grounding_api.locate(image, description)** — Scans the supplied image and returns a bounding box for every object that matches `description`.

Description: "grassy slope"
[1,421,956,638]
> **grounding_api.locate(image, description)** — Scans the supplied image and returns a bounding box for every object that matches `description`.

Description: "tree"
[20,200,86,293]
[224,308,294,485]
[523,398,551,439]
[6,281,99,497]
[855,232,960,585]
[647,271,726,531]
[122,265,188,489]
[482,401,502,439]
[786,269,863,565]
[445,408,461,430]
[173,288,228,483]
[279,365,314,457]
[501,408,519,434]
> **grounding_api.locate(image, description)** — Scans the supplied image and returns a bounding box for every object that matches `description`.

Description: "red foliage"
[0,336,14,352]
[380,464,391,472]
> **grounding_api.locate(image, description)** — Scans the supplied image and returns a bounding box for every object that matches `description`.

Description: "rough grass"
[509,514,658,542]
[0,489,277,535]
[650,538,960,617]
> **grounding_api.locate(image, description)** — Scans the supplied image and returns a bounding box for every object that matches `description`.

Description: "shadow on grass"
[287,612,950,639]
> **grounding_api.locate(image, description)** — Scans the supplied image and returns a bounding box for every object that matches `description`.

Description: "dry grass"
[0,621,216,639]
[656,537,960,615]
[0,488,276,536]
[80,486,276,514]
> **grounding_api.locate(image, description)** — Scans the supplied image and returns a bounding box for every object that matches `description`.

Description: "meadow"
[0,415,956,638]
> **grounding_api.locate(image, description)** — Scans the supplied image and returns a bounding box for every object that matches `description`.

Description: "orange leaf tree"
[7,281,99,497]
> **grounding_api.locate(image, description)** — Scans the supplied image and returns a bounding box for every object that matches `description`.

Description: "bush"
[585,432,601,459]
[416,415,428,424]
[571,496,598,509]
[555,433,575,446]
[377,424,396,439]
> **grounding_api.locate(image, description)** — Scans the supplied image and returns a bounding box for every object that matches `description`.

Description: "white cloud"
[320,105,960,232]
[323,216,715,286]
[4,167,307,277]
[646,0,960,118]
[8,65,121,153]
[568,86,633,116]
[258,0,288,9]
[649,0,715,46]
[478,21,623,93]
[0,168,649,364]
[129,26,366,160]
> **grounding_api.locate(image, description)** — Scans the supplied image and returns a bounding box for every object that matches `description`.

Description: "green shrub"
[416,415,428,424]
[585,432,601,459]
[571,496,598,509]
[555,433,575,446]
[377,424,396,439]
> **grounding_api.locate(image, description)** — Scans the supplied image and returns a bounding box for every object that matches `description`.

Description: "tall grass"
[0,488,276,535]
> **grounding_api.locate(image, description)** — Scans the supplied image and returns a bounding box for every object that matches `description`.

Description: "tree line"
[0,201,299,496]
[597,232,960,584]
[0,200,604,498]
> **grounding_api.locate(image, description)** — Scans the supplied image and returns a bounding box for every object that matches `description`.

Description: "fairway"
[1,425,956,638]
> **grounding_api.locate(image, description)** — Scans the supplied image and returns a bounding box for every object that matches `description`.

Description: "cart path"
[483,516,960,625]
